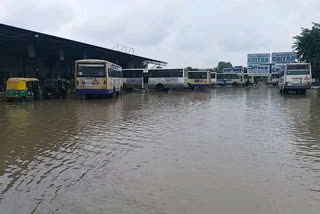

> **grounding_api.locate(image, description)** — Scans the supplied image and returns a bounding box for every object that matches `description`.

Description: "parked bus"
[210,72,216,86]
[215,73,244,86]
[75,59,122,96]
[224,73,244,86]
[147,68,188,90]
[187,70,211,88]
[278,63,312,94]
[122,69,144,89]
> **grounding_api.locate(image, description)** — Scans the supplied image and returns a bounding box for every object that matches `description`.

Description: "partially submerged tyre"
[232,82,238,87]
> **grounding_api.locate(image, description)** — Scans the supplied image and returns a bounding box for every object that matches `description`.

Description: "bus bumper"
[189,84,210,87]
[283,85,311,90]
[76,89,113,95]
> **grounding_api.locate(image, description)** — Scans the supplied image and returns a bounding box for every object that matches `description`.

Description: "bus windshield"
[122,70,143,78]
[287,70,310,75]
[287,64,310,75]
[77,64,105,77]
[188,72,208,79]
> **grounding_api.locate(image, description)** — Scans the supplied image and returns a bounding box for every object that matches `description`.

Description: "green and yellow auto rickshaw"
[6,78,40,101]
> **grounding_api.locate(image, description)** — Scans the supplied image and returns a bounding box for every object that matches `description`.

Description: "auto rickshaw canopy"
[6,78,39,90]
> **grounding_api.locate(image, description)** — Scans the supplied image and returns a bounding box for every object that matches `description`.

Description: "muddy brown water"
[0,88,320,214]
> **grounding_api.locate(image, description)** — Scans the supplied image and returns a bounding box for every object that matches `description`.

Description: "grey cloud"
[1,1,73,33]
[1,0,320,67]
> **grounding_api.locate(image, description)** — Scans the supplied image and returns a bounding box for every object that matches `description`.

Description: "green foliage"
[186,67,199,71]
[216,61,233,73]
[293,23,320,77]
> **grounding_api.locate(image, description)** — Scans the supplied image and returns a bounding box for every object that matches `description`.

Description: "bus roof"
[122,68,146,71]
[148,68,184,70]
[76,59,122,70]
[7,78,39,82]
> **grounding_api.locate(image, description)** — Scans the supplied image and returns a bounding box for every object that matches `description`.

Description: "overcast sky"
[1,0,320,68]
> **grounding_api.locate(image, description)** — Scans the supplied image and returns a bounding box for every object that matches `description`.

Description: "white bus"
[148,68,188,90]
[278,63,312,94]
[215,73,244,86]
[210,72,217,86]
[187,70,211,88]
[75,59,123,96]
[122,69,144,89]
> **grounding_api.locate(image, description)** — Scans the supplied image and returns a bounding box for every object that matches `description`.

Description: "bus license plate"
[293,78,301,84]
[81,79,93,87]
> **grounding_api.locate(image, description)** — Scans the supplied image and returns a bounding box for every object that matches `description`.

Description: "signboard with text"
[247,53,270,66]
[271,64,285,74]
[247,65,270,75]
[271,52,296,64]
[223,67,244,73]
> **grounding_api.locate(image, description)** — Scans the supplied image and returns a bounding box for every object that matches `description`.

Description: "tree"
[186,67,199,71]
[215,61,233,73]
[293,22,320,78]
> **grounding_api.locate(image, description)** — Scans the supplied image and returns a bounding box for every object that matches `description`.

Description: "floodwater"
[0,88,320,214]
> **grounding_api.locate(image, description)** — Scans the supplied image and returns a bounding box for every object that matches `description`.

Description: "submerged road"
[0,88,320,214]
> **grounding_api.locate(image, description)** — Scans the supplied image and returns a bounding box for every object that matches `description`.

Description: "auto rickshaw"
[6,78,40,101]
[42,78,69,99]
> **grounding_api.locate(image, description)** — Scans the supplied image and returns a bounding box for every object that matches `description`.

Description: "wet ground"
[0,88,320,214]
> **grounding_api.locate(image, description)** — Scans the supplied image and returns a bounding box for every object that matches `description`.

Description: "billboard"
[247,65,270,75]
[223,67,244,73]
[271,52,296,64]
[247,53,270,66]
[271,64,285,74]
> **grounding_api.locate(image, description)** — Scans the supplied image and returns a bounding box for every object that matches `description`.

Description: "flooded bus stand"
[1,24,320,214]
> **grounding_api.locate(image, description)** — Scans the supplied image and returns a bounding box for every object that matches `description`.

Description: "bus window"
[188,72,208,79]
[217,74,224,79]
[78,64,105,77]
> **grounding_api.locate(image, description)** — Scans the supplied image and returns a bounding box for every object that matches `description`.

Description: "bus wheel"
[156,84,164,91]
[232,82,238,87]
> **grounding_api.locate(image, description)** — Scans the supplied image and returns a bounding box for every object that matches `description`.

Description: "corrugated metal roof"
[0,23,167,66]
